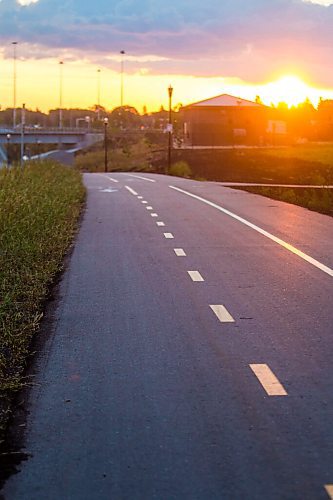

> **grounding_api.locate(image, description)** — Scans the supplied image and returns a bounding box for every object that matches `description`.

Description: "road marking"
[127,174,156,183]
[188,271,204,282]
[249,364,288,396]
[146,206,153,210]
[325,485,333,499]
[138,196,143,199]
[125,186,138,196]
[169,185,333,278]
[142,201,148,204]
[157,222,165,226]
[210,305,235,323]
[174,248,186,256]
[101,174,119,183]
[151,213,158,217]
[164,233,174,239]
[100,188,118,193]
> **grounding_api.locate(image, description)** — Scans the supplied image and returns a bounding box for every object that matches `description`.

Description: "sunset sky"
[1,0,333,113]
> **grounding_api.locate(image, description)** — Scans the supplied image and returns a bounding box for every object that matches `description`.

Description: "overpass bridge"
[0,127,104,165]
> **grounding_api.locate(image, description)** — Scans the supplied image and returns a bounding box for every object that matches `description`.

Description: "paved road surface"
[3,173,333,499]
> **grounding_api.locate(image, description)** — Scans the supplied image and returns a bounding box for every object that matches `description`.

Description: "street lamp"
[104,117,108,172]
[120,50,125,107]
[97,69,101,120]
[6,134,11,168]
[59,61,64,129]
[12,42,18,128]
[20,103,26,168]
[167,84,173,174]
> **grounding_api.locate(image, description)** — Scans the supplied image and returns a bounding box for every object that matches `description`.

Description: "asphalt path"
[3,173,333,499]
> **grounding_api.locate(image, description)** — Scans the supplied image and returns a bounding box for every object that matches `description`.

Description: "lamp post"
[20,103,26,168]
[167,85,173,174]
[12,41,18,128]
[59,61,64,129]
[6,134,11,168]
[120,50,125,107]
[97,69,101,120]
[104,117,108,172]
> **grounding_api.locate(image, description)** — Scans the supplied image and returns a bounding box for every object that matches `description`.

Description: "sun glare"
[260,75,316,107]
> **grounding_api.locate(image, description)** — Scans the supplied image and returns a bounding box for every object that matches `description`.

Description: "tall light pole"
[120,50,125,107]
[6,134,11,168]
[97,68,101,120]
[167,85,173,174]
[20,103,26,168]
[12,42,18,128]
[59,61,64,129]
[104,117,108,172]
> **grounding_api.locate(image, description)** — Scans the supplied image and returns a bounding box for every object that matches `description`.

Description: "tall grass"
[0,161,85,402]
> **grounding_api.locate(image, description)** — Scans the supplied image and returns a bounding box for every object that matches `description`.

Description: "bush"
[169,161,192,178]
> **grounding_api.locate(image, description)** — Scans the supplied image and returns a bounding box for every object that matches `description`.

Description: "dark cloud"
[0,0,333,85]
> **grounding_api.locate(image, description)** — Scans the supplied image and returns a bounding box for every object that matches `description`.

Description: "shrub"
[169,161,192,178]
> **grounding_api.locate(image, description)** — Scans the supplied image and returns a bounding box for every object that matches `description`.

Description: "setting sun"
[259,75,317,107]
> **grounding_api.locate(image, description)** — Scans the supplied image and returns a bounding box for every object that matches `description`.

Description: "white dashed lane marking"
[188,271,204,282]
[157,222,165,226]
[142,201,148,204]
[169,185,333,278]
[174,248,186,257]
[151,214,158,217]
[146,206,153,210]
[108,177,119,183]
[125,186,138,196]
[210,304,235,323]
[325,485,333,499]
[137,196,143,200]
[164,233,174,239]
[127,174,156,183]
[249,364,288,396]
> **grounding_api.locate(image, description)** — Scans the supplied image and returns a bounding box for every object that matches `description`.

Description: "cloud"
[0,0,333,85]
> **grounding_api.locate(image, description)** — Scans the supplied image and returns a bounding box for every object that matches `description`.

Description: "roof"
[183,94,265,109]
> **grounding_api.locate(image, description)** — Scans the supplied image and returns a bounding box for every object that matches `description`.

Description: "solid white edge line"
[125,185,138,196]
[169,185,333,278]
[127,174,156,183]
[325,485,333,499]
[249,364,288,396]
[174,248,186,256]
[164,233,174,239]
[188,271,204,282]
[210,305,235,323]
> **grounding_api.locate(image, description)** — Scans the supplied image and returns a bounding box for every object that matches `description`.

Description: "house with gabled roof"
[181,94,286,147]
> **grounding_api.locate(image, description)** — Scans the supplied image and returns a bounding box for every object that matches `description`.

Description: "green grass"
[0,161,85,424]
[260,144,333,167]
[236,186,333,216]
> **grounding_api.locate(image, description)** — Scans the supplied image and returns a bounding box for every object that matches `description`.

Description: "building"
[181,94,286,147]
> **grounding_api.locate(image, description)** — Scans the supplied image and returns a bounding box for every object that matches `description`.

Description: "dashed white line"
[164,233,174,239]
[210,304,235,323]
[137,196,143,200]
[142,201,148,204]
[146,206,153,210]
[127,174,156,183]
[325,485,333,499]
[249,364,288,396]
[174,248,186,256]
[151,213,158,217]
[169,185,333,278]
[125,186,138,196]
[108,177,119,183]
[157,222,165,226]
[188,271,204,282]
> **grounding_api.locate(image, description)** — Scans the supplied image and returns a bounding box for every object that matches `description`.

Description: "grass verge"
[235,186,333,217]
[0,161,85,435]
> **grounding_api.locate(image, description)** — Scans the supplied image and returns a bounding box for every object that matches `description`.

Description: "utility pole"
[104,117,108,172]
[120,50,125,107]
[59,61,64,129]
[12,42,18,128]
[167,85,173,174]
[20,103,25,168]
